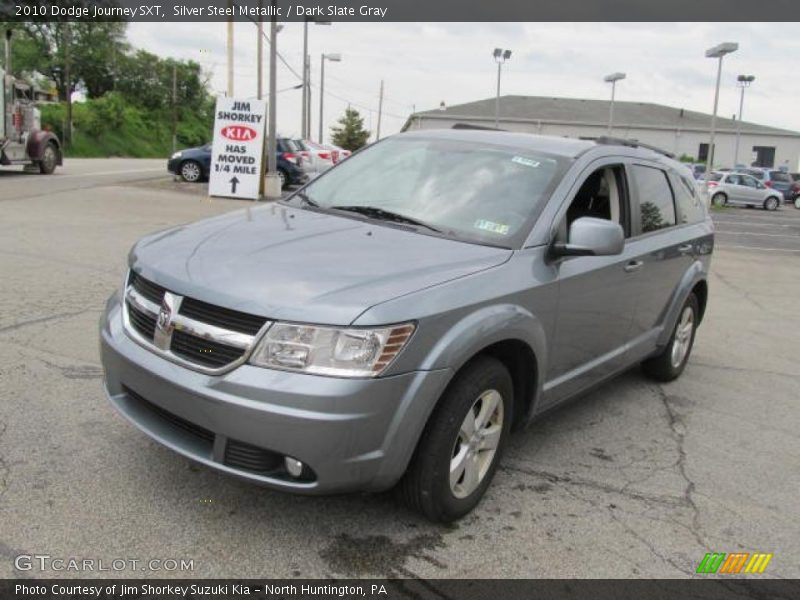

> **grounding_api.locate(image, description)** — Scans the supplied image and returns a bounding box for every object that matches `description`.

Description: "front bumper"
[100,292,451,494]
[166,158,180,175]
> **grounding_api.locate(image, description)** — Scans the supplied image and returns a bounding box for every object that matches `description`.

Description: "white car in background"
[707,171,783,211]
[294,140,335,178]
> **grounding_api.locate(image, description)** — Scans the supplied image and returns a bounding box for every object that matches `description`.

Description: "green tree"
[5,20,128,100]
[330,108,371,151]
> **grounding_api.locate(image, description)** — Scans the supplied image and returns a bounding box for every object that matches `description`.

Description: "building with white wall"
[404,96,800,171]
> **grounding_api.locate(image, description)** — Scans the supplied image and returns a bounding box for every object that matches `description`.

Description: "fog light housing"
[284,456,303,478]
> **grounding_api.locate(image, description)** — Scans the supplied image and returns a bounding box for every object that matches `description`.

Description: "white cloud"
[127,21,800,142]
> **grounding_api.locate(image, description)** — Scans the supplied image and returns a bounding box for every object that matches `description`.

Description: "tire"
[763,196,779,211]
[711,192,727,207]
[277,169,287,189]
[180,160,203,183]
[794,197,800,209]
[38,142,58,175]
[398,356,513,523]
[642,293,699,382]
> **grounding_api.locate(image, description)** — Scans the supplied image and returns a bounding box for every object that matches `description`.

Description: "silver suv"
[100,130,713,522]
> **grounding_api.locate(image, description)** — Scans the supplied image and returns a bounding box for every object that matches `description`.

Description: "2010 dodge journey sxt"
[100,129,713,522]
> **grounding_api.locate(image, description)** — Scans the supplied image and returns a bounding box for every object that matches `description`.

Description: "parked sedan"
[294,139,335,178]
[168,141,307,189]
[707,171,783,210]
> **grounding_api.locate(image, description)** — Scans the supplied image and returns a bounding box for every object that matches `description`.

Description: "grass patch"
[39,94,211,159]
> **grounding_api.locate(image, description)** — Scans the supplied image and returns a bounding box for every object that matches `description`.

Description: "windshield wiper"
[294,191,319,207]
[330,205,441,233]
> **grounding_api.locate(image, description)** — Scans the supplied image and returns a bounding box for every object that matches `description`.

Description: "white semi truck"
[1,29,62,174]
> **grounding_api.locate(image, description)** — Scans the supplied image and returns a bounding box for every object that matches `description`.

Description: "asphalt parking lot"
[1,160,798,579]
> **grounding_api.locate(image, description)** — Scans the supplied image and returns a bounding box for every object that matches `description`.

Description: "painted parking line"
[716,244,800,253]
[715,231,800,239]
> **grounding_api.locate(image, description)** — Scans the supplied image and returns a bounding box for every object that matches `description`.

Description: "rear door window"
[631,165,677,234]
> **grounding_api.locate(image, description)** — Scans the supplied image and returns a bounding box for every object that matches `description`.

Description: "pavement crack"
[36,357,104,380]
[652,384,707,550]
[499,463,685,508]
[0,420,8,502]
[0,308,99,335]
[712,271,768,312]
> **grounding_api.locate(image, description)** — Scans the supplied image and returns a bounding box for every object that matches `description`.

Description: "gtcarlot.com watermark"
[14,554,194,573]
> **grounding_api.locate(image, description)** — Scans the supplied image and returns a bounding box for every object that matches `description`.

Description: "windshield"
[289,136,567,247]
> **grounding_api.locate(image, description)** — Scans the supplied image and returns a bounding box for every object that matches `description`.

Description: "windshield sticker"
[474,219,510,235]
[512,156,541,168]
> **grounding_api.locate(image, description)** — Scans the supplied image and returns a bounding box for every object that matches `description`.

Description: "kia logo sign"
[220,126,258,141]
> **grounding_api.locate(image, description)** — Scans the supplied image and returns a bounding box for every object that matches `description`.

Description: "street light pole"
[603,72,626,134]
[318,52,341,143]
[734,74,755,167]
[703,42,738,190]
[492,48,511,129]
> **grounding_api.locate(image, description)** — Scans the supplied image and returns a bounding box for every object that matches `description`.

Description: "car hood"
[130,204,512,325]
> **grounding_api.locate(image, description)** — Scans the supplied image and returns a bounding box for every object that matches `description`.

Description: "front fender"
[656,260,708,348]
[26,130,63,165]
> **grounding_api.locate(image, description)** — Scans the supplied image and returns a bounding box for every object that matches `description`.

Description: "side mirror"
[552,217,625,257]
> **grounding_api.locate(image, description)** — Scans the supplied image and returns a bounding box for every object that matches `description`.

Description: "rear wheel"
[763,196,779,211]
[398,356,513,522]
[180,160,202,183]
[794,197,800,209]
[711,192,727,207]
[642,293,699,382]
[38,142,58,175]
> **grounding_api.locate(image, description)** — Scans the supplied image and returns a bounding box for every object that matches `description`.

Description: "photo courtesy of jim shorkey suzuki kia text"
[2,0,800,595]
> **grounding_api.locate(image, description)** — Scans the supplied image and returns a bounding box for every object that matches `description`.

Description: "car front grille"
[122,271,269,374]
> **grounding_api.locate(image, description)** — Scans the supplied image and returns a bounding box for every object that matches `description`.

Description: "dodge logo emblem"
[154,291,179,351]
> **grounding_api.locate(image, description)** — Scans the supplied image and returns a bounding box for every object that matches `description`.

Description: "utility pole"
[256,2,263,100]
[376,80,384,141]
[226,1,234,97]
[264,5,281,198]
[64,25,72,146]
[302,21,309,138]
[734,74,755,167]
[171,63,177,154]
[306,55,312,139]
[318,53,325,143]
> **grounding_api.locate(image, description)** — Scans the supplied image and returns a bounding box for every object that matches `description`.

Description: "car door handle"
[623,260,643,273]
[677,244,693,255]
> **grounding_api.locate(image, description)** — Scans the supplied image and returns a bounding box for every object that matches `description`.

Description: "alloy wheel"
[450,389,504,499]
[181,162,201,182]
[670,306,695,369]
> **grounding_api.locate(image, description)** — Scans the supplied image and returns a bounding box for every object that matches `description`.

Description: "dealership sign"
[208,97,267,200]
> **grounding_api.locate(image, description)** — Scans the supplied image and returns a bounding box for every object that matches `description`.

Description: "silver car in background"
[294,139,336,179]
[708,171,783,210]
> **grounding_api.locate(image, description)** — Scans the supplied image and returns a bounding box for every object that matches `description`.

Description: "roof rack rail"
[594,136,675,159]
[451,123,507,132]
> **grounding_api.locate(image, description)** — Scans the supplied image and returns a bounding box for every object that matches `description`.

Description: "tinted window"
[740,175,759,188]
[726,174,741,185]
[671,172,705,224]
[708,172,723,182]
[631,165,676,234]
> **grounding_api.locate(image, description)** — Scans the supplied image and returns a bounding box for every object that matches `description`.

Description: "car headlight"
[249,322,415,377]
[171,151,182,159]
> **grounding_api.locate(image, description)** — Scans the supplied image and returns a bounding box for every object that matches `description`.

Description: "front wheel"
[398,356,513,522]
[38,142,58,175]
[763,196,779,211]
[180,160,203,183]
[642,293,699,382]
[711,193,727,207]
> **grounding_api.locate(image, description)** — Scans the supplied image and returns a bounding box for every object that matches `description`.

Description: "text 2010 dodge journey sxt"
[100,129,713,522]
